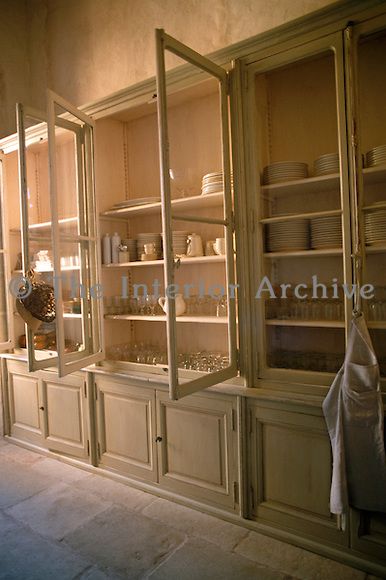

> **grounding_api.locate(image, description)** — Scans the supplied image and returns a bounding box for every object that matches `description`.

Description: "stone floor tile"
[148,537,292,580]
[0,442,43,464]
[63,505,185,579]
[31,456,91,484]
[6,481,112,540]
[0,455,52,508]
[0,511,91,580]
[143,497,248,550]
[74,472,157,511]
[235,531,365,580]
[79,565,120,579]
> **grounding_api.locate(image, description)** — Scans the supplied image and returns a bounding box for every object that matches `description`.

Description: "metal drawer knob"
[155,436,163,443]
[39,406,45,411]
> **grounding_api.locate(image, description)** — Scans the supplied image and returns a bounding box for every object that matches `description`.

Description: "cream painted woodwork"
[95,375,158,482]
[350,507,386,565]
[6,360,44,446]
[5,359,89,459]
[248,401,348,546]
[156,389,239,511]
[40,372,89,458]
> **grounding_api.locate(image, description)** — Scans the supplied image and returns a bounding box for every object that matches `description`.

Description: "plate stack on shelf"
[266,219,309,252]
[366,145,386,168]
[314,153,339,176]
[171,231,189,256]
[310,216,342,249]
[201,172,233,195]
[262,161,308,185]
[110,197,160,209]
[136,233,162,259]
[364,210,386,245]
[122,239,138,261]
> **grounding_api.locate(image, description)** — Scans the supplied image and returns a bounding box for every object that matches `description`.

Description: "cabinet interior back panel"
[95,118,127,212]
[255,54,338,170]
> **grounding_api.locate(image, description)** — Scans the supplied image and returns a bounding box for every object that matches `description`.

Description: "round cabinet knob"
[155,436,163,443]
[39,406,45,411]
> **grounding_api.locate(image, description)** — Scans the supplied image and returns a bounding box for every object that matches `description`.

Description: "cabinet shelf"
[100,191,223,219]
[365,244,386,254]
[260,208,341,224]
[266,319,345,328]
[102,255,226,268]
[261,173,340,198]
[11,216,78,234]
[264,248,343,258]
[104,314,228,324]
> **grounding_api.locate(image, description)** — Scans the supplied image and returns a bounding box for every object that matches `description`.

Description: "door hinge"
[84,381,87,398]
[233,481,239,504]
[95,387,98,401]
[244,67,249,92]
[231,408,236,431]
[87,439,90,455]
[248,409,253,435]
[97,442,101,460]
[226,71,231,95]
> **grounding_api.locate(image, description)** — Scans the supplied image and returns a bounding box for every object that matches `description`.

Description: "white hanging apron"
[323,314,386,515]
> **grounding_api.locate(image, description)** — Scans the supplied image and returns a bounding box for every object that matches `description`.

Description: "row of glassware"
[265,298,344,321]
[267,350,344,373]
[106,342,229,371]
[103,294,228,317]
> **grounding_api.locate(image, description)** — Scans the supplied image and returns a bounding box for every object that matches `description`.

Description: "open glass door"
[0,153,14,351]
[17,93,103,375]
[155,30,238,400]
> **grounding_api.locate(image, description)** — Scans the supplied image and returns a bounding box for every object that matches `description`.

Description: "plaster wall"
[0,0,31,138]
[1,0,338,138]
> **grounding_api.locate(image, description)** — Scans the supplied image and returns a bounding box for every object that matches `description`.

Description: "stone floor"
[0,438,379,580]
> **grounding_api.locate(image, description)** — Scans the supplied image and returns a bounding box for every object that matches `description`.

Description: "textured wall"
[0,0,30,138]
[1,0,337,137]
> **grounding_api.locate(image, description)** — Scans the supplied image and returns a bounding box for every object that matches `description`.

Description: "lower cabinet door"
[95,376,157,482]
[6,360,44,446]
[350,509,386,564]
[248,401,348,546]
[40,371,89,459]
[156,390,239,511]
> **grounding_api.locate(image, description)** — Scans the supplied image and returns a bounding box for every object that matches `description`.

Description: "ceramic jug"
[186,233,203,257]
[158,293,186,316]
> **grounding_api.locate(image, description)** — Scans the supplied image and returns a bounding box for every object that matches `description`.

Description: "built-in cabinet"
[95,373,239,511]
[1,2,386,576]
[4,359,89,459]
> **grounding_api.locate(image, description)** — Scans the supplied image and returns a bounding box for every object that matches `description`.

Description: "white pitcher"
[186,233,203,257]
[158,293,186,316]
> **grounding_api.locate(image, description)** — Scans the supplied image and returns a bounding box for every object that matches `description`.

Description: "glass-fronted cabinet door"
[0,153,14,351]
[156,30,238,400]
[245,32,352,384]
[17,92,103,376]
[345,14,386,383]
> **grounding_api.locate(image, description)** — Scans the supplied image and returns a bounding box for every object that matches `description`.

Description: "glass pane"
[356,27,386,376]
[160,45,236,391]
[0,254,8,343]
[255,45,348,375]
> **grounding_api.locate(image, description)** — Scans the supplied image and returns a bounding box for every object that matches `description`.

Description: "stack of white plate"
[136,233,162,259]
[266,219,309,252]
[263,162,308,185]
[310,216,342,249]
[314,153,339,176]
[364,210,386,245]
[110,197,160,210]
[201,172,233,195]
[171,231,189,256]
[122,239,138,261]
[366,145,386,168]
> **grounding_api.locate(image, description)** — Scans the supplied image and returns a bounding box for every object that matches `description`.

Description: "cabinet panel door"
[7,362,44,445]
[350,508,386,564]
[249,402,348,546]
[95,377,157,482]
[156,390,238,511]
[41,374,88,458]
[0,154,14,352]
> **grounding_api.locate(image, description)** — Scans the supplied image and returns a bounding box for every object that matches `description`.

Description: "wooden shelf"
[13,266,80,274]
[102,255,226,268]
[104,314,228,324]
[260,209,341,224]
[11,216,78,234]
[261,173,340,198]
[266,319,345,328]
[363,164,386,185]
[365,244,386,254]
[63,313,82,319]
[264,248,343,258]
[367,321,386,329]
[100,191,223,219]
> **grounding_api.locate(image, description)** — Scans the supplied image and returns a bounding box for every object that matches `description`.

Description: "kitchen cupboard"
[1,1,386,576]
[4,359,90,460]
